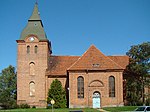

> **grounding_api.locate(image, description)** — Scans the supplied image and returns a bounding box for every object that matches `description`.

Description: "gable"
[68,45,124,71]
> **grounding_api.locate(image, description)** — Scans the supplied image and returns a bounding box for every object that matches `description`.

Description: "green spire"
[29,2,41,21]
[19,3,48,41]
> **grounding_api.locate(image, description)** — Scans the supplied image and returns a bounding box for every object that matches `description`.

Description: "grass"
[0,106,139,112]
[103,106,138,112]
[0,108,100,112]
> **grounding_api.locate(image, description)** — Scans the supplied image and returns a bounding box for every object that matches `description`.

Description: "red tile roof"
[108,56,129,69]
[46,56,79,76]
[68,45,124,70]
[46,45,129,76]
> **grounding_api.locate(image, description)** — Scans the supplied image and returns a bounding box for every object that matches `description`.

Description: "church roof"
[68,45,124,70]
[108,56,129,69]
[19,3,48,41]
[46,56,80,76]
[29,2,41,21]
[46,45,129,76]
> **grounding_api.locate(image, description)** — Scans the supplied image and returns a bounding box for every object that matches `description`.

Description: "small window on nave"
[29,81,35,96]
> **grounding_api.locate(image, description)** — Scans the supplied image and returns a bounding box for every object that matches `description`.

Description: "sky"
[0,0,150,72]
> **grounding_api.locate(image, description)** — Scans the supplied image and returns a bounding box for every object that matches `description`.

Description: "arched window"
[27,46,30,54]
[29,81,35,96]
[29,62,35,75]
[109,76,115,97]
[34,45,38,53]
[77,76,84,98]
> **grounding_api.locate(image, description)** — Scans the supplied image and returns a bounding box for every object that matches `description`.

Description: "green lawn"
[0,106,139,112]
[103,106,138,112]
[0,108,99,112]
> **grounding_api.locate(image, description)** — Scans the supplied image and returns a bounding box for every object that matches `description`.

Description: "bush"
[32,106,36,108]
[136,100,143,106]
[11,102,19,109]
[146,98,150,106]
[46,106,52,109]
[46,104,52,109]
[126,100,143,106]
[19,103,30,109]
[47,79,67,108]
[1,101,18,109]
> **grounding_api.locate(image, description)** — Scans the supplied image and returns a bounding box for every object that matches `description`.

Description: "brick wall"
[17,37,49,107]
[69,70,124,108]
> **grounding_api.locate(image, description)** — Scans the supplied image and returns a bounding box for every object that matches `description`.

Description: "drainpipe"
[87,69,89,107]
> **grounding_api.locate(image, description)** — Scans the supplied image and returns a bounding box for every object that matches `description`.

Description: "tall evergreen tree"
[0,65,17,109]
[124,42,150,105]
[47,79,67,108]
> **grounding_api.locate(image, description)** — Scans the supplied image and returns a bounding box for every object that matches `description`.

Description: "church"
[16,3,129,108]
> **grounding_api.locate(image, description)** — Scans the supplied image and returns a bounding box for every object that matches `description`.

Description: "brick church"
[16,3,129,108]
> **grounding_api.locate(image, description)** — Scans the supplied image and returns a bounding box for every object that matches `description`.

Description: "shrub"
[47,79,67,108]
[19,103,30,109]
[146,98,150,106]
[46,106,52,109]
[46,103,52,109]
[11,102,19,109]
[32,106,36,108]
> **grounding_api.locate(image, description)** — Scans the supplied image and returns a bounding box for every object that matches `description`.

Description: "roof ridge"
[91,45,124,69]
[67,45,93,70]
[67,45,96,70]
[67,53,86,70]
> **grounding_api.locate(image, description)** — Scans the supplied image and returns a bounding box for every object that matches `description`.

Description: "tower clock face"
[29,37,35,42]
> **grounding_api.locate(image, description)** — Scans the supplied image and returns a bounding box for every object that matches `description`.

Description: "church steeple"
[16,2,52,108]
[29,2,41,21]
[19,2,48,41]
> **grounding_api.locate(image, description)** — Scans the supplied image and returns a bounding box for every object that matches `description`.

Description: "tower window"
[29,62,35,75]
[77,76,84,98]
[34,45,38,53]
[29,81,35,96]
[27,46,30,54]
[109,76,115,97]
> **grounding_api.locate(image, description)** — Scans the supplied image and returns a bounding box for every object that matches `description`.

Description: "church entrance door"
[92,91,100,108]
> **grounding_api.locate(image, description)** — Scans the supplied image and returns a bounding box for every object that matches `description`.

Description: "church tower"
[16,3,52,107]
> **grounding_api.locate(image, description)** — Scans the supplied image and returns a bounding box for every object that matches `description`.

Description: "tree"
[0,65,17,109]
[125,42,150,105]
[47,79,67,108]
